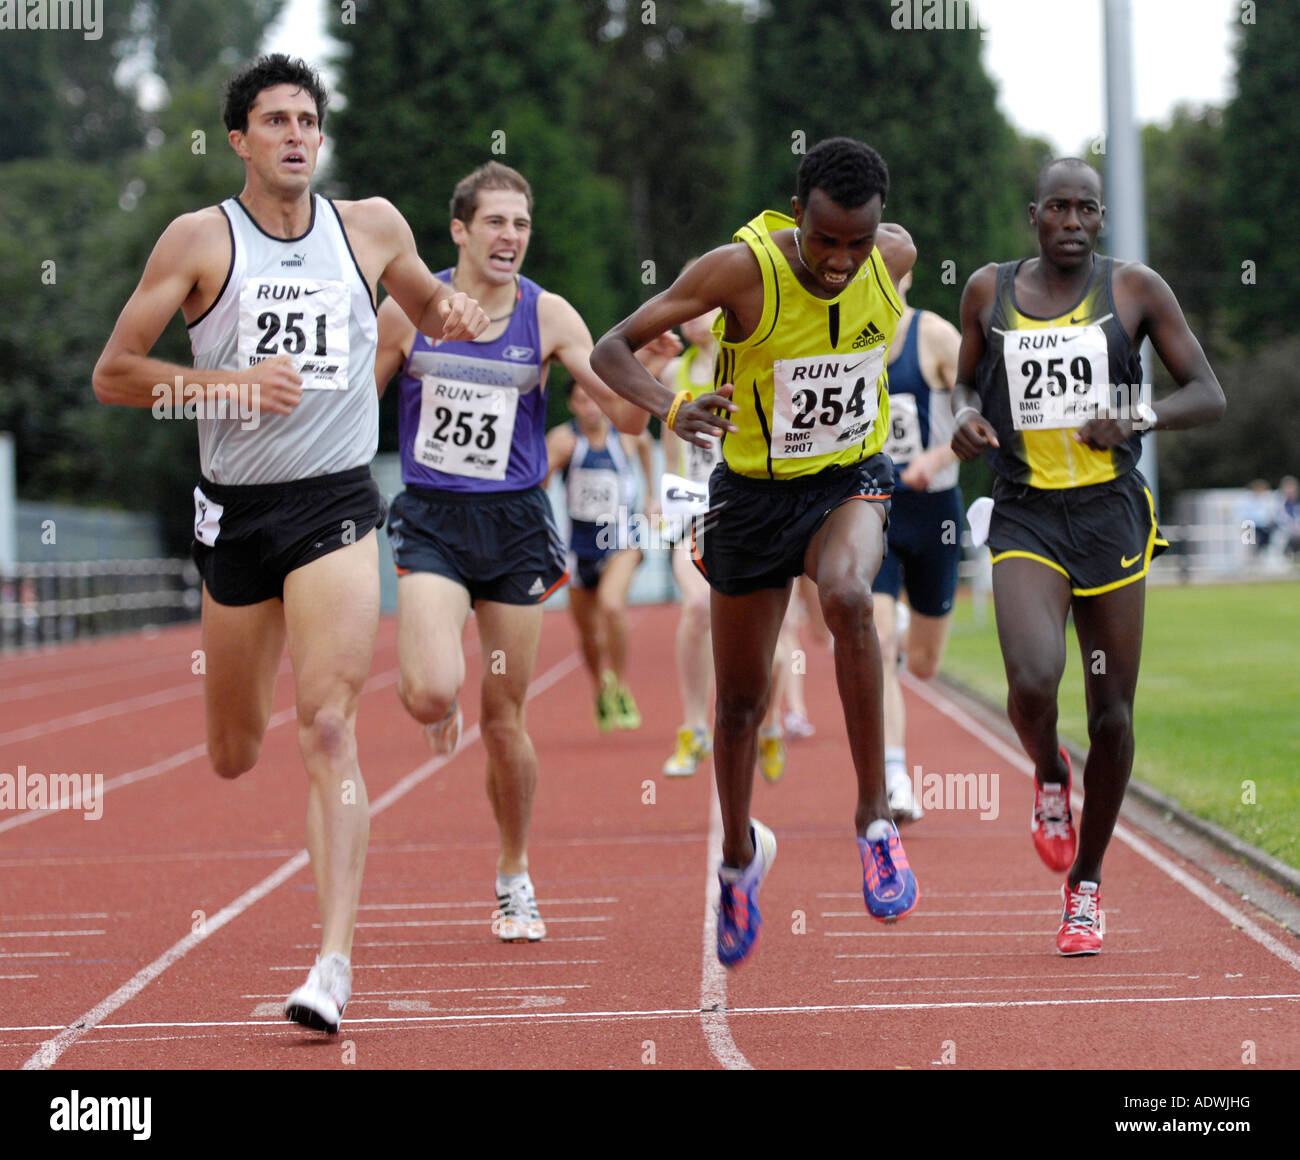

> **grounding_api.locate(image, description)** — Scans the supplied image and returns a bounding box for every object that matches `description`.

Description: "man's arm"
[544,422,576,487]
[899,310,961,489]
[590,248,748,447]
[539,293,653,436]
[876,223,917,291]
[1075,263,1226,450]
[350,198,487,342]
[950,264,1001,461]
[374,296,416,399]
[92,210,304,413]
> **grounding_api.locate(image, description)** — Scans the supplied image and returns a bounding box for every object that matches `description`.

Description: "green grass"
[939,581,1300,870]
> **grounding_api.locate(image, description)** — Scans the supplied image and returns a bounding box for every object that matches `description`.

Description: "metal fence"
[0,559,201,652]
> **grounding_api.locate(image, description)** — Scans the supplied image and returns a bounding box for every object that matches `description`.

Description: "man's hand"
[634,331,685,379]
[1074,415,1133,451]
[671,383,739,449]
[248,354,304,416]
[951,408,999,461]
[437,292,489,342]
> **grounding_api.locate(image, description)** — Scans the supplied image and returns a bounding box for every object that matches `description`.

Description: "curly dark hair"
[796,137,890,211]
[222,54,328,134]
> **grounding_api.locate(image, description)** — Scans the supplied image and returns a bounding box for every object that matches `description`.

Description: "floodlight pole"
[1104,0,1158,507]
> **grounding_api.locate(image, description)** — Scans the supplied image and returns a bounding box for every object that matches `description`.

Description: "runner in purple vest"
[374,162,677,943]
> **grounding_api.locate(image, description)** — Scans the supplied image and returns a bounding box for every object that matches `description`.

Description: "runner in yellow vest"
[592,137,919,968]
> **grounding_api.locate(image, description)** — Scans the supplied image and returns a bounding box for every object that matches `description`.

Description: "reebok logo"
[851,322,885,350]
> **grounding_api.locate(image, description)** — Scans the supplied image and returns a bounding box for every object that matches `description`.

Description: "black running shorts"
[387,485,568,606]
[691,455,894,597]
[191,466,385,607]
[987,469,1168,596]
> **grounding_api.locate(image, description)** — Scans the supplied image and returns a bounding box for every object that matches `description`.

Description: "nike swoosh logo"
[1068,314,1087,325]
[843,355,871,373]
[1121,552,1142,568]
[303,287,323,295]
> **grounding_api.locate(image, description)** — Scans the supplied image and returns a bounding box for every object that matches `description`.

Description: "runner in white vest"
[92,55,487,1034]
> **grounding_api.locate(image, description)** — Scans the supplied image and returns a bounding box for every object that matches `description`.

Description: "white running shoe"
[494,876,546,942]
[887,769,924,823]
[284,952,352,1034]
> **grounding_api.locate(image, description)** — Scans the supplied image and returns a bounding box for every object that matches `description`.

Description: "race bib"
[238,277,350,390]
[660,471,709,519]
[882,393,922,464]
[771,348,884,459]
[1002,324,1110,430]
[680,434,722,484]
[567,466,621,524]
[414,377,518,480]
[193,486,223,547]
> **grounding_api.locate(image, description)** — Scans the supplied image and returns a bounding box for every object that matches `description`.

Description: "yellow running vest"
[715,210,903,479]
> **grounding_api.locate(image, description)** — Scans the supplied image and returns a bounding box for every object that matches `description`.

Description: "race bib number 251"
[238,277,350,390]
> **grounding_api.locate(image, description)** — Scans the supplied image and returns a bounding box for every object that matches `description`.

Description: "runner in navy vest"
[92,55,488,1034]
[873,272,963,823]
[374,162,678,943]
[547,383,651,732]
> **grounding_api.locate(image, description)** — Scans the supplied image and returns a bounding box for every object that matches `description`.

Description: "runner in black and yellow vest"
[592,138,921,969]
[952,158,1225,957]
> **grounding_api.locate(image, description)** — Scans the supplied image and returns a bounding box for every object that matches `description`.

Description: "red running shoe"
[1057,880,1104,955]
[1031,746,1076,872]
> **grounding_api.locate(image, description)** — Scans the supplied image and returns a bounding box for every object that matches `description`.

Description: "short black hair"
[223,54,328,134]
[1035,157,1101,202]
[796,137,890,211]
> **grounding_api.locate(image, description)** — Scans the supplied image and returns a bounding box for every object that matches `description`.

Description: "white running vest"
[188,195,379,484]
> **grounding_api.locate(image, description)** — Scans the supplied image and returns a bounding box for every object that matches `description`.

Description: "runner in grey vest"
[92,55,487,1034]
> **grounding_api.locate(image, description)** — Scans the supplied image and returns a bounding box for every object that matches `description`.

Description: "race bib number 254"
[771,348,884,459]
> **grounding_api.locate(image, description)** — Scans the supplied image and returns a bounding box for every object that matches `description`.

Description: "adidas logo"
[851,322,885,350]
[528,577,545,596]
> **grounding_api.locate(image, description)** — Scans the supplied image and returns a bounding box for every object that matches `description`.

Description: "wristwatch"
[1132,402,1157,432]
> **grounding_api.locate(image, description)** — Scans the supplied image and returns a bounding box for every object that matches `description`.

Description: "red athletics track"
[1,600,1298,1071]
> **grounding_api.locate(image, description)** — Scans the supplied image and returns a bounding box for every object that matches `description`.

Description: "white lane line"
[357,897,618,910]
[902,672,1300,975]
[833,983,1180,994]
[266,959,602,970]
[836,971,1189,982]
[293,936,607,949]
[823,928,1140,937]
[0,913,109,920]
[817,890,1061,899]
[242,984,592,998]
[0,684,199,747]
[0,974,39,979]
[0,930,105,939]
[349,917,608,929]
[20,650,580,1071]
[819,909,1065,917]
[7,991,1299,1035]
[0,669,400,836]
[699,785,753,1071]
[836,949,1161,959]
[0,951,69,959]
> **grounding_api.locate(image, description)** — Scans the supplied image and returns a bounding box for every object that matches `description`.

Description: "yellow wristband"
[665,390,690,431]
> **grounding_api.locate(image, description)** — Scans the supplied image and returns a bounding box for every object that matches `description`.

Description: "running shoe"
[857,823,919,922]
[783,711,816,740]
[494,875,546,942]
[887,767,924,824]
[284,952,351,1034]
[664,726,710,777]
[1032,746,1076,872]
[1057,880,1104,955]
[424,702,463,756]
[594,674,617,733]
[757,726,786,783]
[613,683,642,730]
[716,820,777,968]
